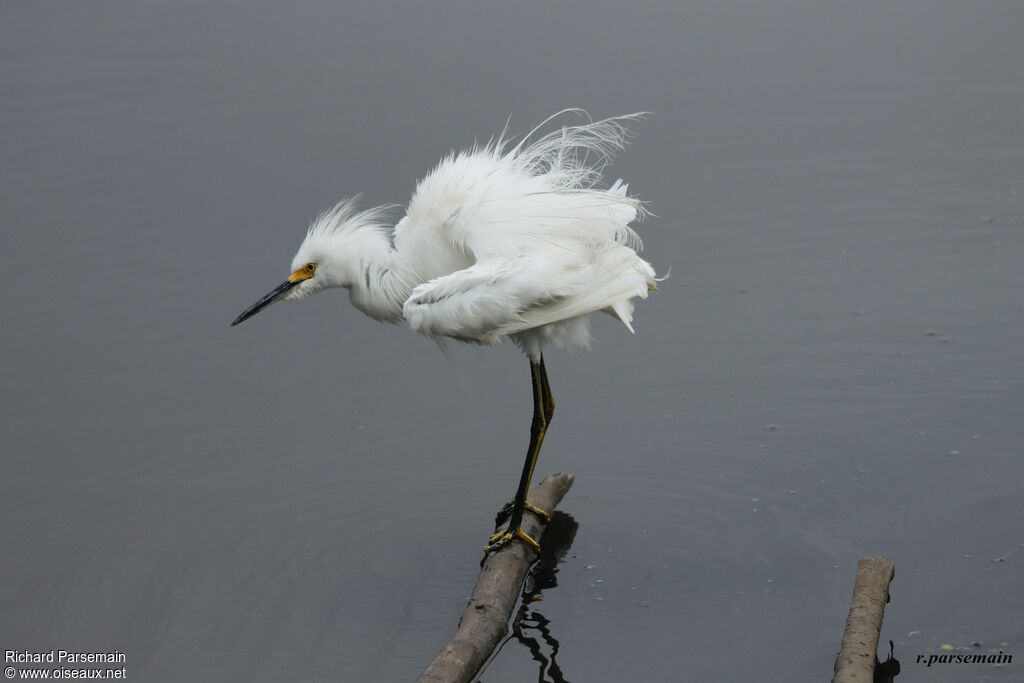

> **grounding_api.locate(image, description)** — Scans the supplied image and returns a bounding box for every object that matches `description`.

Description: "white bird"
[232,111,660,553]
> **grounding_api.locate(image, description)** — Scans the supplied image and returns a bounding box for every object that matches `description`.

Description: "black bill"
[230,279,300,327]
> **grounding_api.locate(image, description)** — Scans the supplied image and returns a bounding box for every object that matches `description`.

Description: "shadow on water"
[482,512,579,683]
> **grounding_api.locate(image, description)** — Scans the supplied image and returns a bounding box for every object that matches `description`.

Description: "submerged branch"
[418,472,576,683]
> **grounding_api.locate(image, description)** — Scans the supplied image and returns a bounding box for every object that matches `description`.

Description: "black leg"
[506,360,546,533]
[485,357,554,553]
[523,355,554,493]
[539,354,555,423]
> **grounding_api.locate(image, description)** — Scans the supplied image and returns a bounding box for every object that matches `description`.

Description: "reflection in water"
[874,640,900,683]
[489,512,579,683]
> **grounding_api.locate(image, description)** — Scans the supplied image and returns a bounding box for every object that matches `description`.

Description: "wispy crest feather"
[306,196,395,240]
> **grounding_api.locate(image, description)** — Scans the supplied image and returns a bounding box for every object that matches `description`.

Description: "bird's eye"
[305,263,316,273]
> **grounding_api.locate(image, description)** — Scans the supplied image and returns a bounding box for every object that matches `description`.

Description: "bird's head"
[230,198,390,327]
[229,256,323,328]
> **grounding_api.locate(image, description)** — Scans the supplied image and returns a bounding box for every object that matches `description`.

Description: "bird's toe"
[483,527,541,554]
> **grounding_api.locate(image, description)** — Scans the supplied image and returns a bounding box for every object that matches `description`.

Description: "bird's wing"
[402,255,584,344]
[398,114,648,267]
[396,112,659,344]
[402,244,654,344]
[494,243,656,336]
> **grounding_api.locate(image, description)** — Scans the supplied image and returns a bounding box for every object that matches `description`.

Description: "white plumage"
[233,111,659,360]
[232,110,662,554]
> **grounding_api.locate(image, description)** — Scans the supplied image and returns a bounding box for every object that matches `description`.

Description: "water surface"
[2,2,1022,681]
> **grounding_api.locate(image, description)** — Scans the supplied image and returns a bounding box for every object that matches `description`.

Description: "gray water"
[2,2,1022,681]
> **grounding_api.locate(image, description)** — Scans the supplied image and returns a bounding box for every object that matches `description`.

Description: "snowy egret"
[232,111,659,553]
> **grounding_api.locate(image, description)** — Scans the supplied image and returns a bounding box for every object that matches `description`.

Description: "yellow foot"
[523,502,551,523]
[495,500,552,526]
[484,527,541,554]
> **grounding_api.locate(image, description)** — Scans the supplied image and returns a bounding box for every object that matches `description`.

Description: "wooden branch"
[418,472,576,683]
[832,556,896,683]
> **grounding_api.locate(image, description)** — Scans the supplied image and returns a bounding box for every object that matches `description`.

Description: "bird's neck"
[335,228,414,323]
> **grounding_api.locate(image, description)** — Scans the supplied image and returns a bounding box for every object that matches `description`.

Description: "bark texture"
[833,556,896,683]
